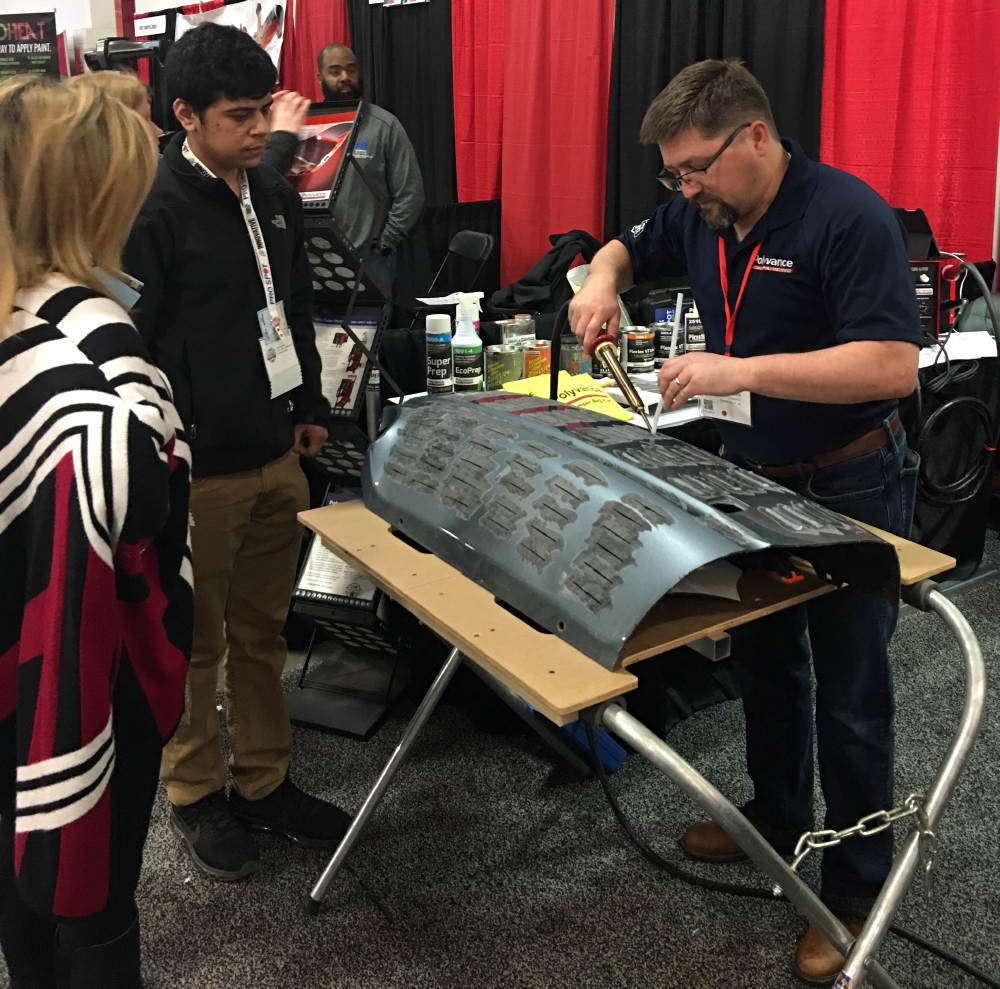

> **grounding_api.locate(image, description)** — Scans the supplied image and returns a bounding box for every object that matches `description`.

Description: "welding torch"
[586,332,655,435]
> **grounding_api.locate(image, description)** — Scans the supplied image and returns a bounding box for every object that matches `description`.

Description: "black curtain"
[347,0,457,207]
[604,0,825,240]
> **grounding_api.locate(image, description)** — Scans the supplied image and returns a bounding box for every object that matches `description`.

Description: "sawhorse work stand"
[299,500,984,989]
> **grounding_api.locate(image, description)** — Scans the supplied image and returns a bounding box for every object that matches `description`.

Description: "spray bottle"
[452,292,485,392]
[425,313,453,394]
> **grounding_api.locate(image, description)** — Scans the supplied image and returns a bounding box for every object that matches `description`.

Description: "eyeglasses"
[656,122,751,192]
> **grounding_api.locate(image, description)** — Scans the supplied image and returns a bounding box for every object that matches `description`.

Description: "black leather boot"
[55,913,142,989]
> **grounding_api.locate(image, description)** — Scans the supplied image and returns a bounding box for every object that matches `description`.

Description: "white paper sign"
[134,14,166,36]
[919,329,997,368]
[297,537,376,601]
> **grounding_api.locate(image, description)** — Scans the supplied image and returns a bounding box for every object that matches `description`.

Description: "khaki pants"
[161,449,309,806]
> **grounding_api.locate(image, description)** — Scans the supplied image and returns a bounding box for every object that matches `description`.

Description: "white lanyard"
[181,138,276,307]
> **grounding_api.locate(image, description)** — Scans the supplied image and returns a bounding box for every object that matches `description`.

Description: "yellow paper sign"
[502,371,633,422]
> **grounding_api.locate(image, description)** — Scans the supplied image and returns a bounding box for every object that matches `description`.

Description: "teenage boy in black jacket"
[125,23,350,881]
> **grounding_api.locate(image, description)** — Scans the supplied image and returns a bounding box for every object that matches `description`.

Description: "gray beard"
[699,199,740,230]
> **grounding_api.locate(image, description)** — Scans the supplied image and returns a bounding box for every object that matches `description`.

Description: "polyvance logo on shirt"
[755,254,795,274]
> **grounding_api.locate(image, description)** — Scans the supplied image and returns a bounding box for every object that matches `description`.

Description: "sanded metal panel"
[362,393,899,668]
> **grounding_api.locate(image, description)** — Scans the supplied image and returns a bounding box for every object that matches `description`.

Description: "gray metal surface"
[362,393,899,668]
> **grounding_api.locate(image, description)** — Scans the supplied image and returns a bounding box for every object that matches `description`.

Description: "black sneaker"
[229,777,351,851]
[170,789,261,882]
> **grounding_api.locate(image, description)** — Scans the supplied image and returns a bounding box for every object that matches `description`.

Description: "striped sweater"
[0,276,192,918]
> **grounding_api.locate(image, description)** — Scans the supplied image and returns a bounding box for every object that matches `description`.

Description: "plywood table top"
[300,502,956,723]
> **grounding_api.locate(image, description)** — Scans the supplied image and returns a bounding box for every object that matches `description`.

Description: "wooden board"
[618,569,835,667]
[850,520,955,585]
[300,502,954,719]
[299,502,637,725]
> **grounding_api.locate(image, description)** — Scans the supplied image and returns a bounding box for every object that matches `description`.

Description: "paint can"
[559,337,590,375]
[486,344,524,389]
[653,319,685,367]
[523,339,552,378]
[622,329,655,374]
[497,319,519,346]
[513,314,536,344]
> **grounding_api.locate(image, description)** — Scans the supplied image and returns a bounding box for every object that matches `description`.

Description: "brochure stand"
[286,491,408,738]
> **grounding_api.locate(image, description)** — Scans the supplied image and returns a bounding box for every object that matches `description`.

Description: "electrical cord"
[912,262,1000,506]
[583,722,1000,989]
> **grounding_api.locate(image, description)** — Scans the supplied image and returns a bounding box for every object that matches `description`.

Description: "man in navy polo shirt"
[571,59,921,984]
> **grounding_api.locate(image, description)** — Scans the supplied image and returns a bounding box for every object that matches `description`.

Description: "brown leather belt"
[744,413,902,479]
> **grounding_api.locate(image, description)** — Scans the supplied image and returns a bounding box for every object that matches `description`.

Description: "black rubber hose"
[911,262,1000,506]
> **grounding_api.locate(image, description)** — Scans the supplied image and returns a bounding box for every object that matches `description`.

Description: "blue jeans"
[727,416,918,915]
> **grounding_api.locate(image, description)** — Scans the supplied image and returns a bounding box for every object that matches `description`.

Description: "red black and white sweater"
[0,276,192,918]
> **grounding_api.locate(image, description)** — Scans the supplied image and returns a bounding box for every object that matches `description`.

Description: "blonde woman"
[67,69,163,140]
[0,77,191,987]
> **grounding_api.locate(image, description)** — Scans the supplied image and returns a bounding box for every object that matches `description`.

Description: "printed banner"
[175,0,284,69]
[0,12,58,80]
[285,107,358,207]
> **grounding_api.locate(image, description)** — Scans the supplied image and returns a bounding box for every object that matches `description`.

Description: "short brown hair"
[639,58,777,146]
[68,70,150,113]
[0,76,157,333]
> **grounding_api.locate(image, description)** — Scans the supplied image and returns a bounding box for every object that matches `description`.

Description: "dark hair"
[166,23,276,115]
[639,59,776,146]
[316,42,352,73]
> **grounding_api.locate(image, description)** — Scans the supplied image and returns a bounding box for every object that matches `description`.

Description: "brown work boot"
[680,817,801,863]
[793,915,866,986]
[679,820,748,862]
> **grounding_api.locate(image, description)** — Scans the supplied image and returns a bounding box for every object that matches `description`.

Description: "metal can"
[486,344,524,389]
[514,314,535,343]
[524,339,552,378]
[497,319,519,346]
[559,337,590,375]
[621,329,655,374]
[653,320,685,366]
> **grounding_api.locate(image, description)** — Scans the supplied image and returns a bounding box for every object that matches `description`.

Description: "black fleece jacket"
[124,133,330,478]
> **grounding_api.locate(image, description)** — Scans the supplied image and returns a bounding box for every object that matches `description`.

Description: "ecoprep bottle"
[452,292,485,392]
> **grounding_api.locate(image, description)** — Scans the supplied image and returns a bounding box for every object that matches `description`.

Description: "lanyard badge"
[697,239,761,426]
[182,139,302,399]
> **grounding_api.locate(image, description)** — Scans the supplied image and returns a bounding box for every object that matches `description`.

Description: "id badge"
[258,302,302,398]
[698,390,752,426]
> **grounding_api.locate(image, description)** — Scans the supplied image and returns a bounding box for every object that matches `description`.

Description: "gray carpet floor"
[12,560,1000,987]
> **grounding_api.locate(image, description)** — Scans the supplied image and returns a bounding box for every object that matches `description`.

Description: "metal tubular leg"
[599,704,902,989]
[307,647,465,913]
[839,588,986,986]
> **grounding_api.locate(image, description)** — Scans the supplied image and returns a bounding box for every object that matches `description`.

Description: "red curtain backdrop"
[452,0,504,202]
[499,0,616,285]
[279,0,351,99]
[821,0,1000,261]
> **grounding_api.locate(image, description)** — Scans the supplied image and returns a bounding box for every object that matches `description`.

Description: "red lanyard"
[718,238,762,356]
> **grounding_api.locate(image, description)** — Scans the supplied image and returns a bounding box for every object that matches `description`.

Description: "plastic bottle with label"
[425,313,453,394]
[685,303,705,352]
[452,292,485,392]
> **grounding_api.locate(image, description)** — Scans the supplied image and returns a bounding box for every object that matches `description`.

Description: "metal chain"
[788,792,926,875]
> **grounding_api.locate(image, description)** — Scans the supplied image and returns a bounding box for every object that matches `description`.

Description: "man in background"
[262,42,424,299]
